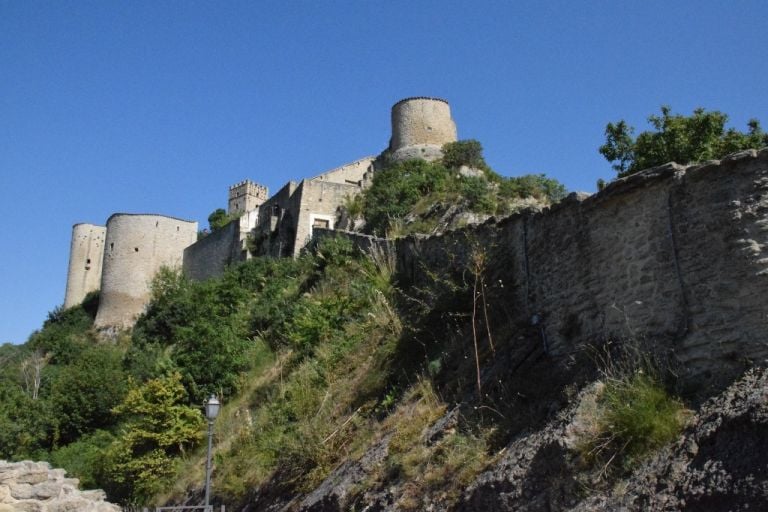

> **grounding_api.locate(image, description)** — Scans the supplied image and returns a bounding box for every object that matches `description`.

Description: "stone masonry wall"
[309,156,375,185]
[292,180,362,257]
[183,220,239,281]
[95,213,198,328]
[390,97,457,152]
[228,180,268,216]
[63,223,106,309]
[184,211,258,281]
[335,149,768,393]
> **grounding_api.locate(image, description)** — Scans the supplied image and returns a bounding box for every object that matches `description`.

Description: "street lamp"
[204,395,220,511]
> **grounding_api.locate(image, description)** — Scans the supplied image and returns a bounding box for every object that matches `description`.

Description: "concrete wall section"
[63,223,106,308]
[95,214,197,329]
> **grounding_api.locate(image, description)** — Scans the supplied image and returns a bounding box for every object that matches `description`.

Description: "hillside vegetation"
[0,233,692,509]
[350,140,566,237]
[3,125,766,510]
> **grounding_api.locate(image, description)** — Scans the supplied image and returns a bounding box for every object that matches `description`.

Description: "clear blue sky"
[1,1,767,344]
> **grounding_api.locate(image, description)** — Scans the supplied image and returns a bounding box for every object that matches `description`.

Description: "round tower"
[389,97,458,162]
[94,213,198,329]
[63,223,107,309]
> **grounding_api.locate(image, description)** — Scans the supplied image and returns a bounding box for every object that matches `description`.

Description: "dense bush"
[441,139,489,170]
[362,159,451,235]
[359,140,566,235]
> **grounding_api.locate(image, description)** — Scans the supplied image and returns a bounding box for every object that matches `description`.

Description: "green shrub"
[441,140,489,170]
[600,372,686,461]
[576,369,687,474]
[459,175,496,213]
[363,159,451,235]
[50,430,116,489]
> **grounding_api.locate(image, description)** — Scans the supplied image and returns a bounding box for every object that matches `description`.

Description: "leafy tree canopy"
[103,372,203,503]
[441,140,490,171]
[207,208,236,231]
[600,106,768,177]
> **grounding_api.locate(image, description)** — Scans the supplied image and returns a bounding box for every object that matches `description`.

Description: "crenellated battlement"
[228,180,268,215]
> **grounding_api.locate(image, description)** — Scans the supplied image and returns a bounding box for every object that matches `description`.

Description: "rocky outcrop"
[0,460,120,512]
[276,366,768,512]
[460,366,768,512]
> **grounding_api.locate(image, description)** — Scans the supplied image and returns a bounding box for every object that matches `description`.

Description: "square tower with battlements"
[228,180,268,215]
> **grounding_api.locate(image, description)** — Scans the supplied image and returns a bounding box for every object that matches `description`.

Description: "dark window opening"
[134,247,139,252]
[313,218,330,229]
[110,243,114,250]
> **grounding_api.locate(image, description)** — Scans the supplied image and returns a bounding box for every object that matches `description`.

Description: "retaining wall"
[325,149,768,391]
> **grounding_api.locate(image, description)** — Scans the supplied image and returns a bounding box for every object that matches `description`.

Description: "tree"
[600,106,768,177]
[103,372,203,503]
[441,140,489,170]
[207,208,234,231]
[49,345,128,444]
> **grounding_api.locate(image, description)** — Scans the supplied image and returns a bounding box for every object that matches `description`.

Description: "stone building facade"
[251,156,374,257]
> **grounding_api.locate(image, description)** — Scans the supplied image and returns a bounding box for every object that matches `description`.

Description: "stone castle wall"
[328,149,768,392]
[63,223,106,309]
[183,210,258,281]
[292,180,361,257]
[390,97,457,162]
[411,149,768,390]
[95,213,197,328]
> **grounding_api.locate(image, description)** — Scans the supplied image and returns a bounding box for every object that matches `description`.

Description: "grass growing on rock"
[571,352,689,478]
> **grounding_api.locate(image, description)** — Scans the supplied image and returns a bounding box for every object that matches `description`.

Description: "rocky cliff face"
[274,366,767,512]
[0,461,120,512]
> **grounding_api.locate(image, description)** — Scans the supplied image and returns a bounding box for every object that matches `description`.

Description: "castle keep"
[64,97,459,328]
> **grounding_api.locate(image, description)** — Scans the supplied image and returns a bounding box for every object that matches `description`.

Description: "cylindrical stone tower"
[63,223,107,309]
[94,213,198,329]
[389,97,458,162]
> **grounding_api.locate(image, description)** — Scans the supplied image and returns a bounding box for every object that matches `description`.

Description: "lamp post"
[204,395,220,512]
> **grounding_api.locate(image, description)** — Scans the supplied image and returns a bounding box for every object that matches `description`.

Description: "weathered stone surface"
[0,461,119,512]
[9,483,33,500]
[10,500,46,512]
[393,148,768,396]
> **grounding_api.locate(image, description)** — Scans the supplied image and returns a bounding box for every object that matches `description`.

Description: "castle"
[63,97,459,328]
